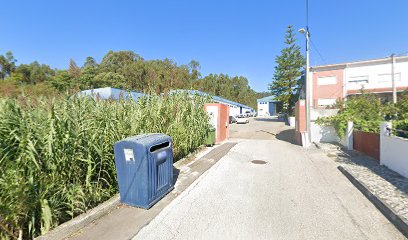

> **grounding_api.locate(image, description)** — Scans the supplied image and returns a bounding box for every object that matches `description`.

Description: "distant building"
[257,96,279,116]
[169,90,254,117]
[78,87,145,101]
[311,55,408,108]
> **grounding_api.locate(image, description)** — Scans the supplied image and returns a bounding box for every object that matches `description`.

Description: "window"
[318,98,336,106]
[317,76,337,85]
[348,76,368,85]
[377,73,401,83]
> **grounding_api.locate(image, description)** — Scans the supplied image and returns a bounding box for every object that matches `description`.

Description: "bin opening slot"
[150,141,170,152]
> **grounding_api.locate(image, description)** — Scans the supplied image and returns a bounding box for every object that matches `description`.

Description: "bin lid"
[118,133,171,147]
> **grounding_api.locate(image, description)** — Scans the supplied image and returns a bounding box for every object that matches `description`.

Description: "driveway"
[134,117,404,239]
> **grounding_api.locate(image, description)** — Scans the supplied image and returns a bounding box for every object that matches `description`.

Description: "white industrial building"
[257,96,279,116]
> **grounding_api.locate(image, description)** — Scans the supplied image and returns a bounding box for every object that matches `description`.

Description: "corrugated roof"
[78,87,145,101]
[169,89,254,110]
[257,96,278,103]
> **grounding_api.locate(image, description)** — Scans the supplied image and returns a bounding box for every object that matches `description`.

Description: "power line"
[310,39,328,65]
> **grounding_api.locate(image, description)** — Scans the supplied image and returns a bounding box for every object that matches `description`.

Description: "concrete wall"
[380,122,408,178]
[310,108,340,143]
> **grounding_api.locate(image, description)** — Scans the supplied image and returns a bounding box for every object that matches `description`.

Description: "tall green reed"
[0,93,209,239]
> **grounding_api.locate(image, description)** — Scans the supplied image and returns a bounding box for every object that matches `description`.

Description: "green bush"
[316,93,408,139]
[392,93,408,138]
[0,93,209,239]
[316,94,383,139]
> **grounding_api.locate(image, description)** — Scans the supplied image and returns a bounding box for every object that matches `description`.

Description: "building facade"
[311,55,408,108]
[257,96,278,116]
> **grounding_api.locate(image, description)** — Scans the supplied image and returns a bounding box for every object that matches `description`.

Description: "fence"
[380,122,408,178]
[353,130,380,161]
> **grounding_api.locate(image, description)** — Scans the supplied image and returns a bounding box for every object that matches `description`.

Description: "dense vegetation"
[0,50,268,239]
[0,93,209,239]
[316,93,408,138]
[0,51,265,108]
[269,25,305,115]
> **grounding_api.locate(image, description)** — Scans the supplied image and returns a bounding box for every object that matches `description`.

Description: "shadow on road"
[172,167,180,185]
[254,117,284,123]
[275,129,298,145]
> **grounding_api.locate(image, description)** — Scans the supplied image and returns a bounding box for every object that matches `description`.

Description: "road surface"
[134,117,404,240]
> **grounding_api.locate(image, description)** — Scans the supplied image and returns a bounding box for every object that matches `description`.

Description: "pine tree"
[269,25,305,115]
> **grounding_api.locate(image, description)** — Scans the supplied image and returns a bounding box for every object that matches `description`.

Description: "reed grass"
[0,93,209,239]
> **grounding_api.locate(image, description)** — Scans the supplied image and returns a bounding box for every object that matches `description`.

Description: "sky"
[0,0,407,92]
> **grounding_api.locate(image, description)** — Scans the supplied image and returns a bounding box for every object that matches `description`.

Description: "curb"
[35,145,217,240]
[35,195,120,240]
[338,165,408,238]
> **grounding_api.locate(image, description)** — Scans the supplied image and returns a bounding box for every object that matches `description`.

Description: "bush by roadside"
[316,92,408,139]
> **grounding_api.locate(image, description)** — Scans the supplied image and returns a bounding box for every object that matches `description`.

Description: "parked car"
[229,116,237,124]
[236,115,249,124]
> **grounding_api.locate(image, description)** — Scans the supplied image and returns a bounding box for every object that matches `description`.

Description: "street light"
[299,27,311,147]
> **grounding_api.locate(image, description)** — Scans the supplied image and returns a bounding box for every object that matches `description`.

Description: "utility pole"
[391,53,397,103]
[305,28,311,146]
[298,27,311,147]
[299,0,312,147]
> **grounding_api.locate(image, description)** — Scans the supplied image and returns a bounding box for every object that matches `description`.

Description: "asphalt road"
[134,117,405,240]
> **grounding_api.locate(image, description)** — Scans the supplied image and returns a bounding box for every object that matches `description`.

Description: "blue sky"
[0,0,407,92]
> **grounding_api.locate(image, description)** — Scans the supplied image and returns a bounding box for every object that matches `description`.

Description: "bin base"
[120,186,175,209]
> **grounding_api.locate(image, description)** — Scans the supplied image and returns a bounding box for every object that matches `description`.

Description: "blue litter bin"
[114,133,174,209]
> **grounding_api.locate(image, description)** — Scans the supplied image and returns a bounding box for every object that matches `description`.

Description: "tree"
[99,50,142,73]
[69,59,81,79]
[49,70,73,92]
[269,25,305,115]
[0,51,17,80]
[188,60,201,82]
[79,57,99,89]
[10,61,54,84]
[83,56,98,69]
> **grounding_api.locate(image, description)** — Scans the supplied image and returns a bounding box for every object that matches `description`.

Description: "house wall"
[345,59,408,95]
[312,69,344,108]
